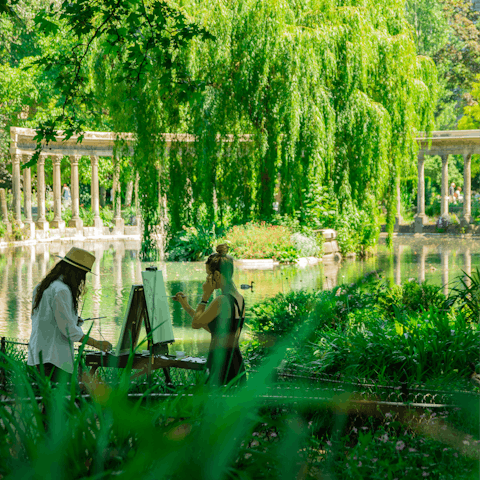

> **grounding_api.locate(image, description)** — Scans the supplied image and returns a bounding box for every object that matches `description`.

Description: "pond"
[0,235,478,356]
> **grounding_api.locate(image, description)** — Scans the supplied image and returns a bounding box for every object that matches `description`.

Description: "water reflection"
[1,237,479,355]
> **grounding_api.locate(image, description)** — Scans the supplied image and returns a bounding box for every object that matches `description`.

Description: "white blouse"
[27,278,85,374]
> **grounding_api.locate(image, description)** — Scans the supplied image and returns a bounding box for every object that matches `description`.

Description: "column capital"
[463,152,473,160]
[90,155,99,165]
[38,154,47,165]
[418,152,425,162]
[12,153,22,164]
[51,154,63,165]
[441,153,449,164]
[69,154,82,165]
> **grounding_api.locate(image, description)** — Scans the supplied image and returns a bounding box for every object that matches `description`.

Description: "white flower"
[395,441,405,451]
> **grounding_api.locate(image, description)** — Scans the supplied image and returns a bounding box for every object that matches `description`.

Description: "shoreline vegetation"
[0,270,478,478]
[166,221,331,263]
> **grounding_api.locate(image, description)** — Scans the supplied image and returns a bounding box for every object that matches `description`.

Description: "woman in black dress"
[174,244,246,386]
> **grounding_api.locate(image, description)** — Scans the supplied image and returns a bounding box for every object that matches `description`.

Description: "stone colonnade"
[1,153,140,238]
[411,152,473,233]
[3,127,150,239]
[408,131,480,233]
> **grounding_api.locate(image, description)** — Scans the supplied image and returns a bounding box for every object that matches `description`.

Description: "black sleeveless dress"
[206,293,246,386]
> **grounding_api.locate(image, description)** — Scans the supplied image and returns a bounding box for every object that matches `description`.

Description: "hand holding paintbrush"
[78,316,107,326]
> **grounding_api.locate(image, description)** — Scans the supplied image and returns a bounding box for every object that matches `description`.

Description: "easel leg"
[163,367,173,387]
[130,366,149,381]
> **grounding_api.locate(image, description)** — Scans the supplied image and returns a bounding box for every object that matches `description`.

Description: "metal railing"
[1,335,478,410]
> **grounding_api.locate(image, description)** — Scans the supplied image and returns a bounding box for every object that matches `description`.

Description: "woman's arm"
[191,297,223,329]
[79,335,112,351]
[173,292,222,330]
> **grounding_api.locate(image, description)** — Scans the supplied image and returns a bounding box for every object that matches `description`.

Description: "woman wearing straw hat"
[27,247,112,382]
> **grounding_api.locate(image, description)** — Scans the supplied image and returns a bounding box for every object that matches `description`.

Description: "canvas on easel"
[141,269,174,345]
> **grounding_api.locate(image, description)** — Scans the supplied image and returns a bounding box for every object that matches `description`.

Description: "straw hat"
[56,247,96,274]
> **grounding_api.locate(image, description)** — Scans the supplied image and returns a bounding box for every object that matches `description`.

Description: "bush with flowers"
[217,222,323,262]
[219,222,298,261]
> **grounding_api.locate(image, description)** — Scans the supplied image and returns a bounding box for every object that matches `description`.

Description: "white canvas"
[141,270,175,345]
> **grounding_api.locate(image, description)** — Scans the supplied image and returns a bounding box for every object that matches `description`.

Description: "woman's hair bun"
[216,243,229,256]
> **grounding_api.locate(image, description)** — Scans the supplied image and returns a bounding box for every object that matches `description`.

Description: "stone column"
[125,180,134,206]
[418,245,427,284]
[440,154,449,218]
[68,155,83,230]
[50,155,65,229]
[22,155,35,238]
[441,248,449,297]
[414,153,428,233]
[11,153,24,228]
[461,153,472,228]
[35,154,49,232]
[22,156,32,223]
[90,156,103,231]
[113,157,124,235]
[0,188,11,234]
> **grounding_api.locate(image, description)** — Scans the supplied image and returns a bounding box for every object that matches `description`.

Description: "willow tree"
[139,0,434,244]
[106,0,437,247]
[29,0,437,256]
[24,0,214,259]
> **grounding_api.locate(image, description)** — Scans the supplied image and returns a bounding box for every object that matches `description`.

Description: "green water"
[0,236,478,356]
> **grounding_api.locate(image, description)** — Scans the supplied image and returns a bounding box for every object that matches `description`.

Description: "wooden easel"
[84,286,206,384]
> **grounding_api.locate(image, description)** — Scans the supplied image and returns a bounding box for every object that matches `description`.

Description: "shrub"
[314,306,480,382]
[290,232,320,257]
[334,202,379,256]
[62,206,73,225]
[10,222,23,241]
[100,206,114,228]
[0,221,6,238]
[166,223,218,261]
[121,205,138,225]
[219,222,297,261]
[374,279,447,319]
[79,206,95,226]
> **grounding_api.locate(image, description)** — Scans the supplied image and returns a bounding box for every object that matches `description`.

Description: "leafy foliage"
[3,0,438,258]
[245,273,479,384]
[450,267,480,323]
[166,224,218,262]
[219,223,299,262]
[406,0,480,129]
[374,279,447,319]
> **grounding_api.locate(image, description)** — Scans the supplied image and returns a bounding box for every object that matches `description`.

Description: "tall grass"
[0,276,479,479]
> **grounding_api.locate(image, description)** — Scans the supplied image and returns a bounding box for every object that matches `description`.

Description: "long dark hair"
[32,260,87,314]
[206,244,234,282]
